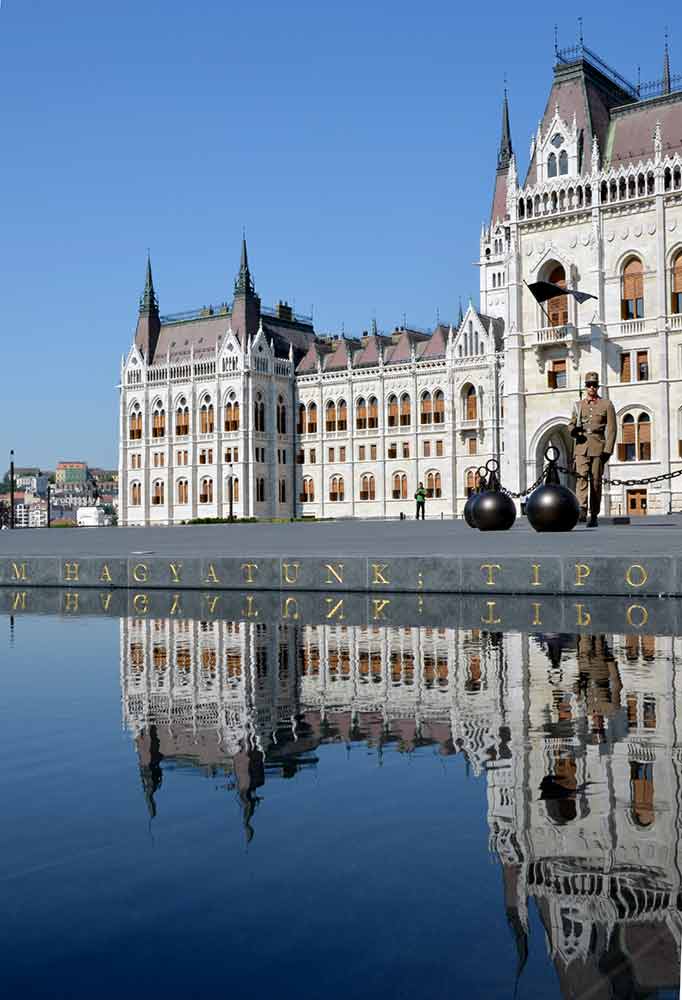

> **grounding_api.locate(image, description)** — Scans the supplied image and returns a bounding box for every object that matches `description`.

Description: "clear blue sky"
[0,1,676,469]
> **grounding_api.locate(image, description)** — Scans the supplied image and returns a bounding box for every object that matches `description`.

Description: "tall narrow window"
[337,399,347,431]
[224,398,240,432]
[426,472,442,498]
[297,403,306,435]
[152,405,166,438]
[548,359,566,389]
[360,474,375,501]
[620,353,631,383]
[199,477,213,503]
[301,477,315,503]
[547,265,568,327]
[387,395,398,428]
[177,479,189,504]
[329,476,344,501]
[420,392,432,425]
[559,150,568,175]
[673,253,682,314]
[129,406,142,441]
[392,472,407,500]
[326,401,337,433]
[465,385,477,421]
[368,396,379,429]
[400,394,411,427]
[356,397,367,430]
[130,481,141,506]
[636,350,649,381]
[307,402,317,434]
[622,259,644,320]
[200,399,214,434]
[176,399,189,436]
[638,413,651,460]
[547,152,557,177]
[152,480,165,505]
[618,414,636,461]
[277,397,287,434]
[433,390,445,424]
[630,762,654,828]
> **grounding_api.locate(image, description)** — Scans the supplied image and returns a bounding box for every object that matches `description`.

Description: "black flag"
[527,281,597,305]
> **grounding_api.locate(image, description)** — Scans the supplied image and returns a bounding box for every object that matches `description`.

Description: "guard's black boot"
[587,515,598,527]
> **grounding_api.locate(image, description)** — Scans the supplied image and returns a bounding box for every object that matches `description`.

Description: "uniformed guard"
[568,372,616,527]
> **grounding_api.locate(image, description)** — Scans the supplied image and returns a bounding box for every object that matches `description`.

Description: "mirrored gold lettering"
[575,603,591,626]
[481,600,501,625]
[12,591,27,610]
[372,598,391,620]
[205,595,221,614]
[325,597,345,620]
[169,593,183,615]
[133,593,149,614]
[64,591,79,613]
[243,595,259,617]
[99,592,112,612]
[625,564,648,588]
[480,564,501,587]
[626,604,649,628]
[282,596,299,620]
[531,602,542,626]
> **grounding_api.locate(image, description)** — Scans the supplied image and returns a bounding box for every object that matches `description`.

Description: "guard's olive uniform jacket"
[568,397,617,457]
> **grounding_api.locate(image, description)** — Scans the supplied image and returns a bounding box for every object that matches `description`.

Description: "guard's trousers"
[575,453,604,515]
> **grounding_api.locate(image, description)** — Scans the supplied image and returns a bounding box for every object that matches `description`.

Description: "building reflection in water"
[121,617,682,994]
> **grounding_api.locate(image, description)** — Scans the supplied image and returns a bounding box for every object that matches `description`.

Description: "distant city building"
[14,500,48,528]
[119,39,682,523]
[55,461,89,486]
[15,474,48,496]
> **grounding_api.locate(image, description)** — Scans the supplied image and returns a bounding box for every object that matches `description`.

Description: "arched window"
[297,403,306,435]
[433,389,445,424]
[465,469,480,497]
[277,396,287,434]
[199,477,213,503]
[392,472,407,500]
[200,397,214,434]
[232,477,239,502]
[426,471,442,498]
[672,252,682,314]
[224,395,240,432]
[618,412,651,462]
[400,393,411,427]
[368,396,378,429]
[356,397,367,430]
[559,150,568,175]
[175,397,189,436]
[307,402,317,434]
[130,481,141,506]
[360,473,375,500]
[301,477,315,503]
[464,385,477,421]
[256,477,265,502]
[387,394,398,428]
[420,391,432,425]
[152,403,166,438]
[547,152,557,177]
[543,753,577,825]
[129,404,142,441]
[329,475,344,501]
[326,400,337,433]
[547,264,568,327]
[152,480,165,505]
[622,258,644,320]
[253,393,265,433]
[337,399,347,432]
[177,479,189,504]
[630,762,654,828]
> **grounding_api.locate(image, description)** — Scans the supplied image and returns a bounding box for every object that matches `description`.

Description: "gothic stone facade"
[118,46,682,524]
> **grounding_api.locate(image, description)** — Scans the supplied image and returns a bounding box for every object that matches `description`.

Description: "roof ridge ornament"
[654,121,663,163]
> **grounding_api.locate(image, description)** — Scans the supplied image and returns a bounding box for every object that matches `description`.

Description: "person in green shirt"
[415,482,426,520]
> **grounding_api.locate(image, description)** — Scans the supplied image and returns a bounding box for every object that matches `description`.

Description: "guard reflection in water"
[122,616,682,996]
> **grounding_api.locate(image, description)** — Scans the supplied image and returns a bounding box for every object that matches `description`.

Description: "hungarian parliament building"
[119,40,682,523]
[121,613,682,993]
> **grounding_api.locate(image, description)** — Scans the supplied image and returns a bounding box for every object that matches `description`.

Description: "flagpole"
[523,280,553,326]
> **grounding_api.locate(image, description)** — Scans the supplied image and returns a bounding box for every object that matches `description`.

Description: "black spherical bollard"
[526,483,580,532]
[475,490,517,531]
[463,467,488,528]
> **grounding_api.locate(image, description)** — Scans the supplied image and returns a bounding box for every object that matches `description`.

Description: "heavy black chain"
[557,464,682,488]
[501,472,546,499]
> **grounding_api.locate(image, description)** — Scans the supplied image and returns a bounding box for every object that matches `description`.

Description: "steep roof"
[605,90,682,168]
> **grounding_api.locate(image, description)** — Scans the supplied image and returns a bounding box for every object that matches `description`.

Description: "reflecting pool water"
[2,607,681,999]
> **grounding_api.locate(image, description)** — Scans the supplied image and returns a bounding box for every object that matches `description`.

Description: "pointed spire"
[458,298,464,326]
[370,316,378,337]
[497,86,513,171]
[234,233,256,296]
[139,253,158,316]
[663,31,671,95]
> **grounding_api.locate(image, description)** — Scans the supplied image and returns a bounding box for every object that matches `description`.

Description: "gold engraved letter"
[12,591,27,611]
[575,563,591,587]
[99,592,112,612]
[205,595,221,614]
[481,601,501,625]
[99,564,112,583]
[325,597,345,620]
[531,564,541,587]
[531,602,542,626]
[169,593,183,616]
[64,591,79,613]
[372,598,391,620]
[626,604,649,628]
[133,593,149,614]
[324,563,344,585]
[282,596,300,620]
[132,563,149,583]
[625,564,648,588]
[11,562,28,581]
[169,562,182,583]
[371,563,390,585]
[575,603,591,626]
[63,561,80,582]
[282,562,301,585]
[480,564,501,587]
[241,562,259,584]
[205,563,220,584]
[243,595,259,618]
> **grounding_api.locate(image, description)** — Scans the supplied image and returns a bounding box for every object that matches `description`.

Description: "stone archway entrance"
[535,425,575,488]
